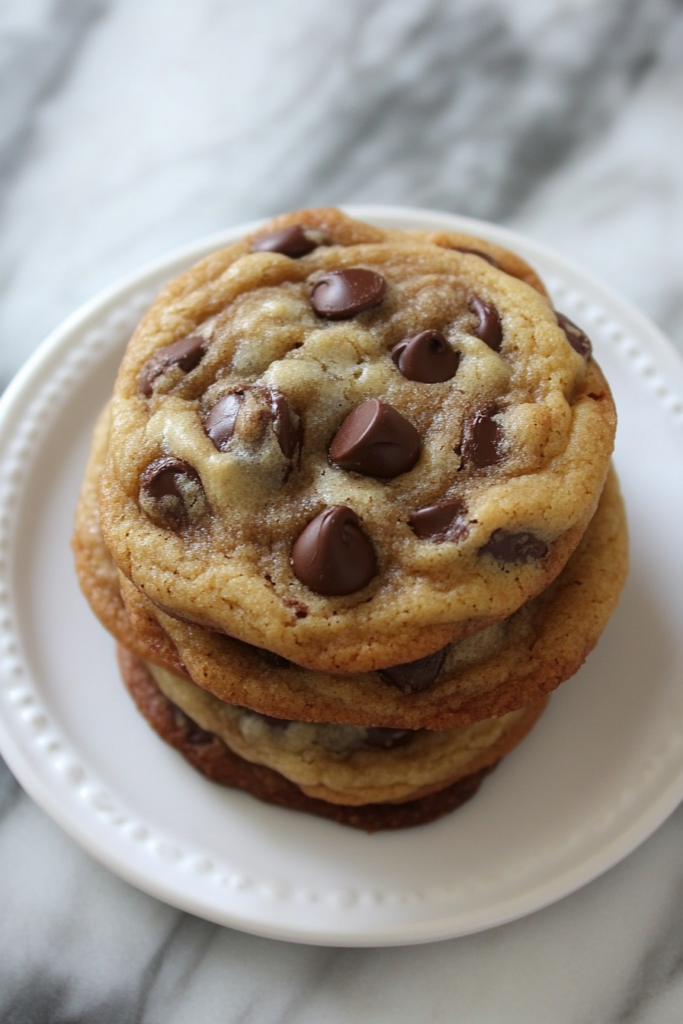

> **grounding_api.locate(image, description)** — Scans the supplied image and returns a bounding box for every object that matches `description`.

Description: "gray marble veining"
[0,1,107,189]
[2,0,683,1020]
[2,0,682,389]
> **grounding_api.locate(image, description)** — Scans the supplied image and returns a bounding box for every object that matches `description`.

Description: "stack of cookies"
[73,208,627,831]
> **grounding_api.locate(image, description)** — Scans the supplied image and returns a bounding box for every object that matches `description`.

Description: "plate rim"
[1,204,683,946]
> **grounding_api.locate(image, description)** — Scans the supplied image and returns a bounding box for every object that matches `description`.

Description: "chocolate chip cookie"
[119,646,545,830]
[142,654,547,806]
[98,208,616,673]
[125,466,627,729]
[76,407,627,731]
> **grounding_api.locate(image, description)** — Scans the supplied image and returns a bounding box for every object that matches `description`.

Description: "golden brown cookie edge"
[117,645,495,832]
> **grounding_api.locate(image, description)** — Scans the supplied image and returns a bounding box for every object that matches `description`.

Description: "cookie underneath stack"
[73,208,627,830]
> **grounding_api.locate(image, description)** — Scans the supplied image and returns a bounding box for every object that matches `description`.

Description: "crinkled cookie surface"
[99,208,616,673]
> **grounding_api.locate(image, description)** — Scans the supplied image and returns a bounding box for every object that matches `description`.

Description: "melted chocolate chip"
[140,457,204,529]
[409,498,469,542]
[185,722,215,745]
[141,458,199,501]
[556,312,592,359]
[330,399,420,479]
[453,247,500,269]
[311,268,386,320]
[291,505,377,595]
[468,295,503,352]
[461,404,503,468]
[481,530,549,563]
[363,727,415,750]
[391,330,459,383]
[172,706,215,745]
[250,224,320,258]
[204,392,245,450]
[139,334,207,396]
[378,647,449,694]
[270,391,300,459]
[204,387,301,460]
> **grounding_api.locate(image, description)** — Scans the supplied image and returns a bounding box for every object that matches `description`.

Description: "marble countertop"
[2,0,683,1020]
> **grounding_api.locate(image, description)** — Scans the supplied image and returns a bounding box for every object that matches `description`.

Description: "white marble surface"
[2,0,683,1019]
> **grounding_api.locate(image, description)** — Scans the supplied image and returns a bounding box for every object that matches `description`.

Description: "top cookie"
[99,208,616,673]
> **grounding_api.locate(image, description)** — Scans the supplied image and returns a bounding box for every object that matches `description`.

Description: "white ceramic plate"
[1,206,683,947]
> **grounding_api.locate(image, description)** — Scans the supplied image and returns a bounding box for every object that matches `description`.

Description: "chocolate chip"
[250,224,320,258]
[481,530,549,563]
[172,705,215,745]
[453,247,500,269]
[461,404,503,468]
[468,295,503,352]
[139,334,207,396]
[140,457,205,528]
[291,506,377,595]
[556,312,592,359]
[204,392,245,450]
[311,268,386,320]
[391,330,459,383]
[363,727,415,750]
[378,647,448,694]
[184,720,216,745]
[270,391,301,459]
[330,399,420,479]
[204,387,301,460]
[140,457,200,500]
[409,498,469,542]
